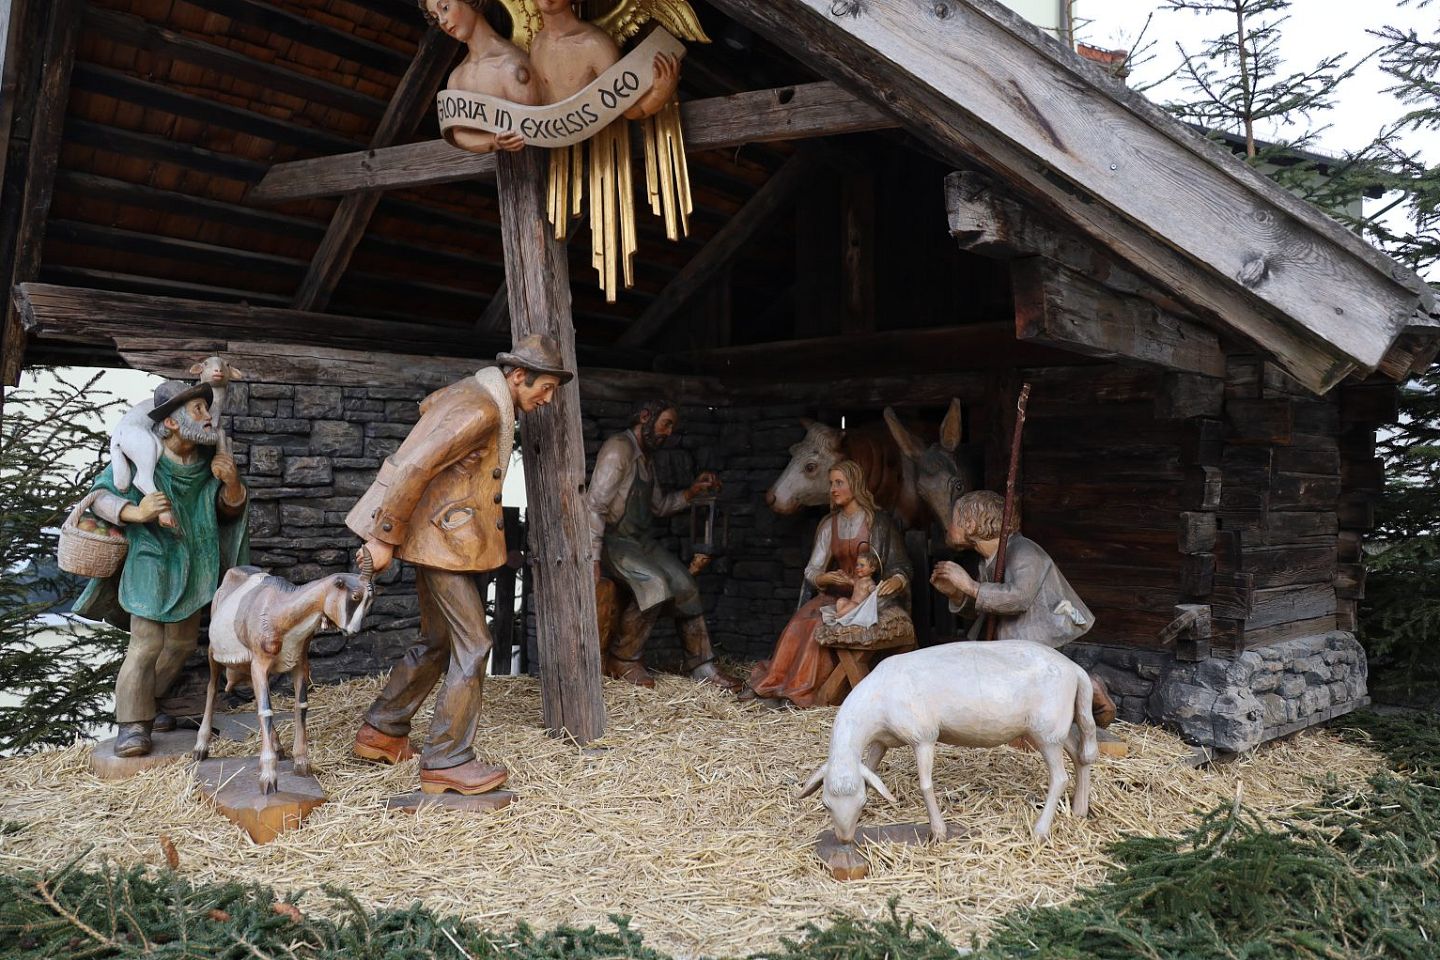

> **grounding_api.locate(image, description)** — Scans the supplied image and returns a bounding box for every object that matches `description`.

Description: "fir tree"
[0,371,129,754]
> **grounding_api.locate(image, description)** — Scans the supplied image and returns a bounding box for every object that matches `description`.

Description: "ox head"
[884,398,968,528]
[798,759,896,845]
[766,419,845,515]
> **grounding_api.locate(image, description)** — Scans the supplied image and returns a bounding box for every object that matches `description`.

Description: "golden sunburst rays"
[641,97,692,242]
[583,121,638,302]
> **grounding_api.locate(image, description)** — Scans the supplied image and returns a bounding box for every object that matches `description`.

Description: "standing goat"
[193,553,375,793]
[799,641,1098,842]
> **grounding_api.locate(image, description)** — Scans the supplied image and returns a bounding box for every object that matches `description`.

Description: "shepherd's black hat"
[147,380,214,423]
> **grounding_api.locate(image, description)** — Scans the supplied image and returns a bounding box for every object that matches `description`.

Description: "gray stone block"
[284,456,333,485]
[249,445,283,476]
[294,386,344,419]
[311,421,365,457]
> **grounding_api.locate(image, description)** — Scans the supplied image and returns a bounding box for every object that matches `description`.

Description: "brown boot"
[605,603,658,688]
[1090,673,1117,729]
[678,616,742,693]
[420,759,509,795]
[353,722,417,765]
[114,721,153,758]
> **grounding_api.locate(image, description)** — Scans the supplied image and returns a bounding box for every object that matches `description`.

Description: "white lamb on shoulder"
[799,640,1098,843]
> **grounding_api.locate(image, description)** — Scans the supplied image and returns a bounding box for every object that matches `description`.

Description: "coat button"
[492,468,502,479]
[493,493,502,504]
[496,520,504,530]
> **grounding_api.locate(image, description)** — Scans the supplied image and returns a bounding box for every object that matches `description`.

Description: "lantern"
[687,493,728,560]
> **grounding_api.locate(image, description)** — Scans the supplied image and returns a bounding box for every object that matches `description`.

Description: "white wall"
[1000,0,1067,39]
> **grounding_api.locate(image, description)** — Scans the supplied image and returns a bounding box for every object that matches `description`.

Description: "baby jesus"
[823,545,882,628]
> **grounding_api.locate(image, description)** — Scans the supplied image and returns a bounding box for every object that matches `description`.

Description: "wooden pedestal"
[89,730,194,781]
[194,757,327,844]
[1096,728,1129,758]
[816,821,967,880]
[386,790,517,815]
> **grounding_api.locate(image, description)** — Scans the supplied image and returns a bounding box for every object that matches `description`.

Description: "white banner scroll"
[436,29,686,149]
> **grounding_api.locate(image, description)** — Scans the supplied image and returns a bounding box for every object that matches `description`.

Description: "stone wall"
[1067,632,1369,753]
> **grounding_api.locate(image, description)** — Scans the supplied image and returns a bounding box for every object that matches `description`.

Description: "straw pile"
[0,674,1385,956]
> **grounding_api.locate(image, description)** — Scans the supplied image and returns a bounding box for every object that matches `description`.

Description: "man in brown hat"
[349,335,571,795]
[74,380,250,757]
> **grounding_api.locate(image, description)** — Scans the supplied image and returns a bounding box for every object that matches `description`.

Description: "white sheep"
[799,641,1098,843]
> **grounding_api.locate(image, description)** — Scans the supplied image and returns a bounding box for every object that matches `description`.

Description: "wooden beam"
[618,151,812,347]
[1,0,82,386]
[839,168,876,335]
[14,282,651,368]
[495,146,606,744]
[293,28,456,312]
[66,118,268,183]
[85,6,387,119]
[0,0,36,200]
[701,0,1425,392]
[1011,258,1226,378]
[109,336,1009,413]
[178,0,413,76]
[657,323,1084,379]
[248,81,895,203]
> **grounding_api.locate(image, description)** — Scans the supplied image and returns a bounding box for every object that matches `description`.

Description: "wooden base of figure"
[386,790,517,815]
[1096,728,1129,758]
[815,821,967,881]
[194,757,327,844]
[206,711,295,743]
[89,730,195,781]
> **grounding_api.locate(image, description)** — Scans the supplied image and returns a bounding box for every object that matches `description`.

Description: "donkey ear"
[884,407,926,461]
[799,416,816,430]
[940,399,964,453]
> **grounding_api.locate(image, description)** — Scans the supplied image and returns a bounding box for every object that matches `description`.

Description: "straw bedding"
[0,673,1385,957]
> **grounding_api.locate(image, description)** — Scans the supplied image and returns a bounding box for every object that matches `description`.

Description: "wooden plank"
[495,146,605,743]
[0,0,35,202]
[84,5,387,119]
[177,0,413,76]
[1156,373,1224,421]
[15,282,648,369]
[619,151,812,347]
[1,0,81,385]
[1178,512,1217,554]
[1011,258,1225,377]
[66,118,268,183]
[293,28,457,312]
[0,0,42,279]
[657,323,1079,378]
[702,0,1420,391]
[248,81,895,202]
[1335,562,1366,601]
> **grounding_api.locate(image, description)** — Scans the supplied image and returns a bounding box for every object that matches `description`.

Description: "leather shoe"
[419,759,509,795]
[352,722,416,765]
[605,656,656,688]
[691,660,743,693]
[114,721,153,758]
[151,711,176,733]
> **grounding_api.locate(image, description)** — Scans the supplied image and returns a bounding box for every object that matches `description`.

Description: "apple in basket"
[108,525,126,538]
[76,516,99,534]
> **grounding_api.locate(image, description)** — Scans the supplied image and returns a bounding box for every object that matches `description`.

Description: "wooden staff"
[986,382,1031,641]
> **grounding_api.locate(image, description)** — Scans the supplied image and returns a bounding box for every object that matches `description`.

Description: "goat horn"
[358,547,374,583]
[861,764,896,803]
[797,762,828,798]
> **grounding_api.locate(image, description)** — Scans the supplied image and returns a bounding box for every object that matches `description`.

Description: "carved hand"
[930,560,975,598]
[362,539,394,575]
[877,574,905,598]
[210,452,239,486]
[121,491,171,524]
[816,570,853,591]
[496,130,526,152]
[686,471,721,500]
[688,553,711,576]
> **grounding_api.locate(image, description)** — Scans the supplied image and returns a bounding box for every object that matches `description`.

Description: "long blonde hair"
[829,459,878,526]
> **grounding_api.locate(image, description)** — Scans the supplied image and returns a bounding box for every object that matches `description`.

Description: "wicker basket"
[57,490,128,579]
[815,603,917,650]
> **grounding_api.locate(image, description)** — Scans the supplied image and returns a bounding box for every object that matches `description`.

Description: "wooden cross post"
[494,146,606,743]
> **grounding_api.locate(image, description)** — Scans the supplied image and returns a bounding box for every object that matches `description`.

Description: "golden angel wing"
[595,0,711,45]
[494,0,544,50]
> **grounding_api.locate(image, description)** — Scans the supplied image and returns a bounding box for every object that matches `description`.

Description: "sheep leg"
[191,657,221,762]
[1033,739,1070,840]
[863,741,888,772]
[290,656,311,778]
[1063,725,1092,819]
[251,658,278,795]
[913,740,947,842]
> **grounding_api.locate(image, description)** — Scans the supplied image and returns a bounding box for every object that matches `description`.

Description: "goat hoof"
[259,776,278,796]
[191,747,208,763]
[929,825,948,843]
[293,760,311,778]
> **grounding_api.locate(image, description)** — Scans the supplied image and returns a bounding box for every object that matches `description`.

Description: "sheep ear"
[188,362,204,374]
[797,762,828,798]
[861,764,896,803]
[228,365,245,381]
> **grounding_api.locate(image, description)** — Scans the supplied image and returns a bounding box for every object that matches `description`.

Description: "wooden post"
[494,146,606,744]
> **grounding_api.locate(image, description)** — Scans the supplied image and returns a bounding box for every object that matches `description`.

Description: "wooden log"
[0,0,38,215]
[1182,466,1223,511]
[65,118,267,184]
[84,5,387,118]
[1237,544,1337,590]
[1180,552,1215,598]
[1269,474,1343,511]
[293,28,457,312]
[1225,399,1293,446]
[619,151,814,347]
[1210,572,1255,620]
[1335,599,1358,632]
[1335,562,1366,601]
[178,0,412,75]
[1213,614,1338,651]
[1011,258,1226,377]
[1341,457,1386,493]
[1,0,82,386]
[249,81,896,202]
[1159,603,1212,661]
[1337,530,1363,563]
[1179,512,1217,554]
[1244,584,1337,631]
[1337,494,1377,531]
[1234,511,1339,548]
[1156,373,1225,421]
[1340,382,1401,425]
[495,146,605,744]
[700,0,1422,391]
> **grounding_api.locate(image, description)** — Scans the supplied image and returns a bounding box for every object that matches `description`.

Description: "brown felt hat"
[495,334,574,385]
[147,380,214,422]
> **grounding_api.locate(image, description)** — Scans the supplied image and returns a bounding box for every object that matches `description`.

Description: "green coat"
[72,453,249,628]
